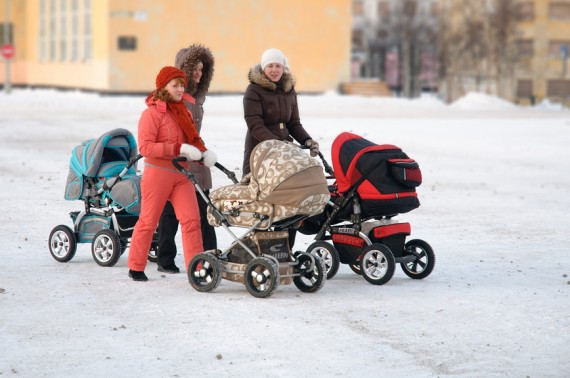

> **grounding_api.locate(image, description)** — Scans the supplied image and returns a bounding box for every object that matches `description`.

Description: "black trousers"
[156,190,217,267]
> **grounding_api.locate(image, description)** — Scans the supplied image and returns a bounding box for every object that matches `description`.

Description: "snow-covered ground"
[0,89,568,377]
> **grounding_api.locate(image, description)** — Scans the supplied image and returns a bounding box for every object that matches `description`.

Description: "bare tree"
[368,0,438,98]
[437,0,518,102]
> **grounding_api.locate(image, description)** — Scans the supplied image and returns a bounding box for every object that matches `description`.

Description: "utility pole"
[4,0,11,94]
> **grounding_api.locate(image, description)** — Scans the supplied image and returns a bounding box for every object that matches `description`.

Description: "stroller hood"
[64,128,141,214]
[69,128,138,178]
[208,140,330,229]
[249,140,330,207]
[331,132,421,216]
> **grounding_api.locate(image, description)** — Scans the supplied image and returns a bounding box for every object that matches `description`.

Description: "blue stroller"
[48,128,153,266]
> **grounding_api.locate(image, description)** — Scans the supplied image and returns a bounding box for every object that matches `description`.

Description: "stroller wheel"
[349,261,362,275]
[188,253,222,293]
[360,243,395,285]
[306,241,340,280]
[293,252,326,293]
[91,229,122,267]
[401,239,436,279]
[244,257,279,299]
[147,242,158,263]
[48,225,77,263]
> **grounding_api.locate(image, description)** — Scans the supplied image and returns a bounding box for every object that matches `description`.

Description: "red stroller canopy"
[331,132,402,195]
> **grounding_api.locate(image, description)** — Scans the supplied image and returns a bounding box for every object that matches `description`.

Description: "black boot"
[128,269,148,281]
[157,264,180,274]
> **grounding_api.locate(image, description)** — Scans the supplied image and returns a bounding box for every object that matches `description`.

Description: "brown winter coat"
[175,44,215,189]
[242,64,312,175]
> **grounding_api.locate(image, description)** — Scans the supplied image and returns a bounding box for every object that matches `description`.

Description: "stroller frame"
[173,157,327,299]
[49,129,158,267]
[303,134,436,285]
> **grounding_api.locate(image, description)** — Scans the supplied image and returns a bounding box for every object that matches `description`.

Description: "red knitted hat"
[155,66,187,89]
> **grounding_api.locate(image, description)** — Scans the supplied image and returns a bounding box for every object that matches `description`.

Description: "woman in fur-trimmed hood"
[175,44,215,107]
[241,48,319,177]
[155,44,217,274]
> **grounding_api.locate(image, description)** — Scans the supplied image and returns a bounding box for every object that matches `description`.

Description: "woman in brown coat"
[155,44,217,274]
[242,48,319,177]
[241,48,320,248]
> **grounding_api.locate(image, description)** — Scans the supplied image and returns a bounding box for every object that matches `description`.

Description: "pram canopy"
[208,140,330,229]
[331,132,421,216]
[64,128,141,214]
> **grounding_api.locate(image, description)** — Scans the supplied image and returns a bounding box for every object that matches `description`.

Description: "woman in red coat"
[128,66,217,282]
[155,45,217,274]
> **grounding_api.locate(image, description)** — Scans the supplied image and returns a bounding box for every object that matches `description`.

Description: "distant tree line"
[367,0,518,102]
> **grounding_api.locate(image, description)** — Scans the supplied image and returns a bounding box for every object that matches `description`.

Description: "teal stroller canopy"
[64,128,141,215]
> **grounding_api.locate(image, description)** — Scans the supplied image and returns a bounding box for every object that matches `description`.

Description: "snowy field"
[0,89,569,377]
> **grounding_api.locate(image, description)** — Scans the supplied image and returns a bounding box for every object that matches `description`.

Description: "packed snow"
[0,89,569,377]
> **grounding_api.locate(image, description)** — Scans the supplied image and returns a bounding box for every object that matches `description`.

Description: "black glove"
[305,139,319,157]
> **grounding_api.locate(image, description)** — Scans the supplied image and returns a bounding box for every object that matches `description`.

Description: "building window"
[352,29,364,50]
[517,39,534,58]
[83,0,91,61]
[376,28,389,39]
[353,0,364,16]
[378,2,390,17]
[60,0,67,61]
[550,3,570,19]
[549,40,570,58]
[430,2,439,17]
[404,0,417,17]
[49,0,57,61]
[517,2,534,21]
[118,36,137,51]
[71,0,78,61]
[0,23,14,44]
[516,79,533,97]
[547,80,570,97]
[39,0,47,61]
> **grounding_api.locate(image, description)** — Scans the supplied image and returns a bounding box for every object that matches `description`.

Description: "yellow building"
[0,0,351,94]
[515,0,570,105]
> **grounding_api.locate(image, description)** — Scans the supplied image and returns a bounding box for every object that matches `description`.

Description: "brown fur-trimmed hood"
[247,64,295,93]
[175,44,215,101]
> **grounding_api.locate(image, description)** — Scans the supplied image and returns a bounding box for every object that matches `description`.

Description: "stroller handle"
[172,156,188,172]
[299,144,334,176]
[172,156,239,184]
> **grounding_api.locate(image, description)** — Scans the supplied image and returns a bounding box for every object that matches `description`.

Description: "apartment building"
[515,0,570,104]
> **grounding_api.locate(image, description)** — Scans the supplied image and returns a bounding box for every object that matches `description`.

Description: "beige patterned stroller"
[173,139,330,298]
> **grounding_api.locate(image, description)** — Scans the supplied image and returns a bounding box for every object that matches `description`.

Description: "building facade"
[0,0,351,94]
[515,0,570,104]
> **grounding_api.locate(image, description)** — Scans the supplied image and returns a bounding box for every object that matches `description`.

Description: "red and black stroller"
[300,132,435,285]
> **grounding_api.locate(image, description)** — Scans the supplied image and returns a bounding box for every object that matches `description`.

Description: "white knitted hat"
[260,48,289,70]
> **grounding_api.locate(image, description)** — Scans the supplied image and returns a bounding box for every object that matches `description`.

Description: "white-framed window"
[39,0,47,61]
[49,0,57,61]
[60,0,67,61]
[71,0,78,61]
[83,0,91,61]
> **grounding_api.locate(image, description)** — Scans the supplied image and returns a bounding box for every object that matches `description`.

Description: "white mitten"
[180,144,202,161]
[202,149,217,168]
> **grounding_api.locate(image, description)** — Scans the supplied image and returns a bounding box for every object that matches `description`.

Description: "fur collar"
[248,64,295,93]
[175,44,215,101]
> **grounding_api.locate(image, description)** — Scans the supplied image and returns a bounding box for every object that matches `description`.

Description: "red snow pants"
[128,165,203,272]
